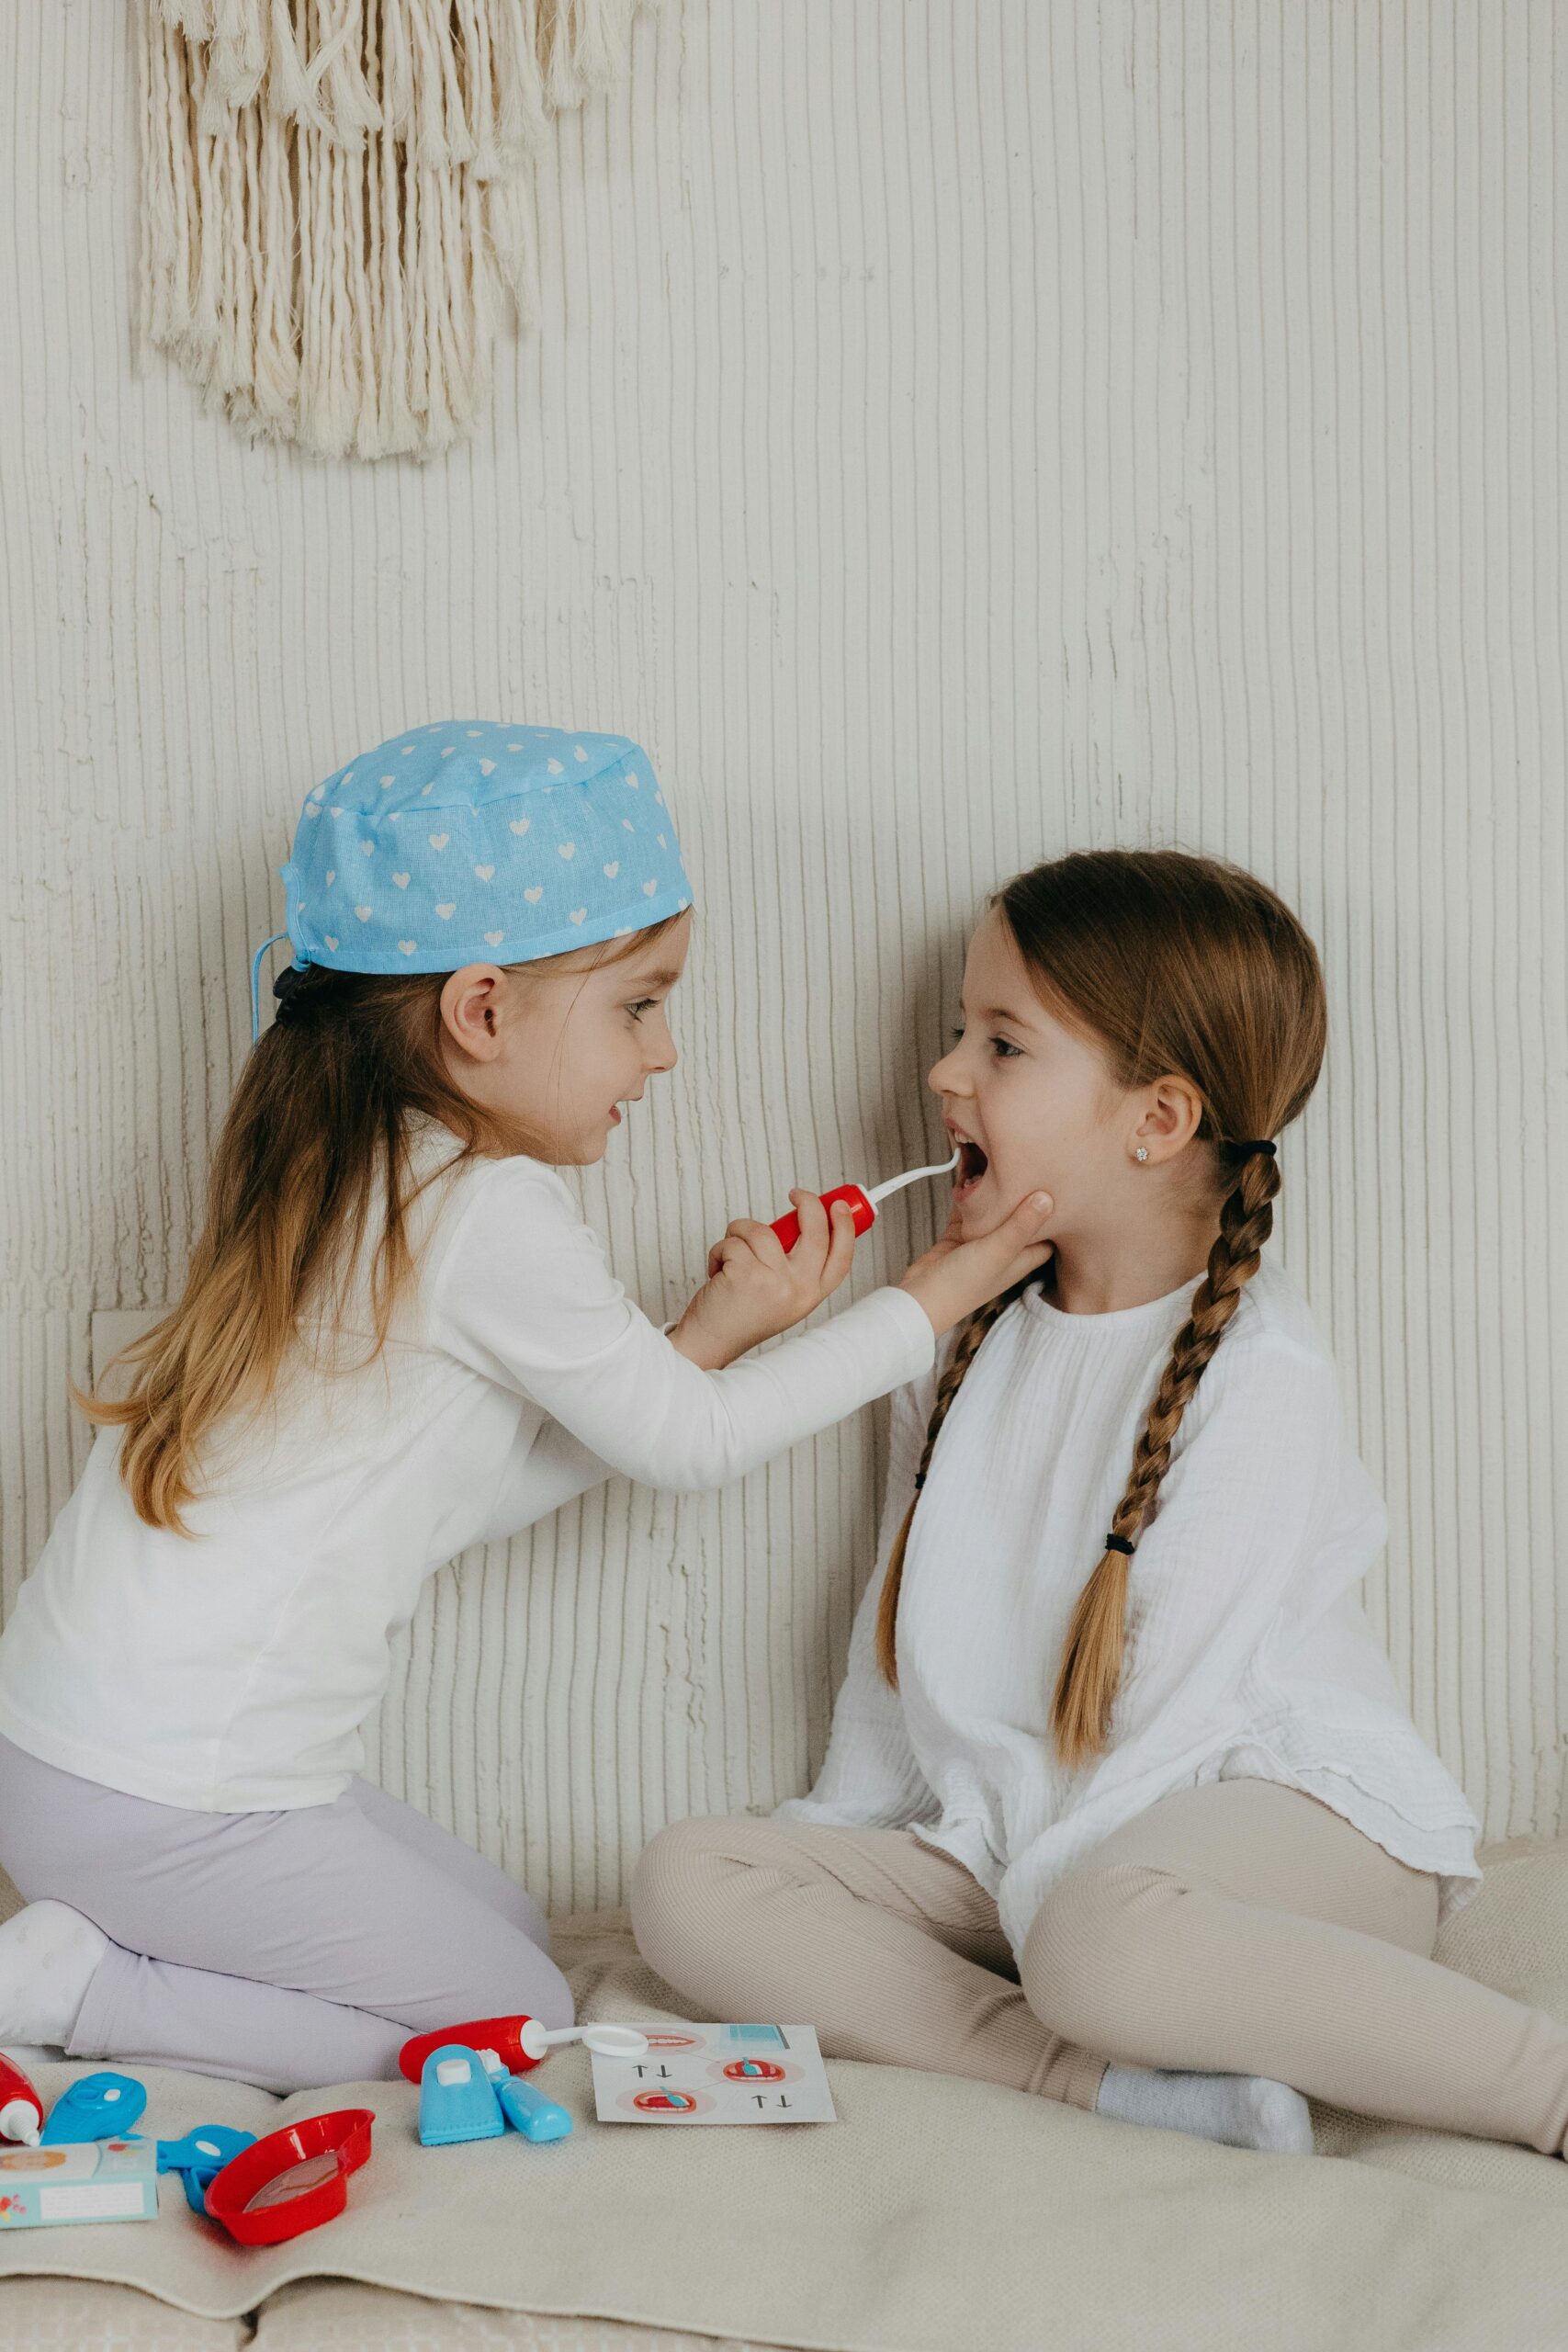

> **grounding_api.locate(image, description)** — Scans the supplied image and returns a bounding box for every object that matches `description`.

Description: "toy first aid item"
[478,2052,572,2143]
[770,1151,960,1254]
[0,2137,158,2229]
[157,2126,258,2214]
[592,2025,838,2126]
[203,2109,374,2246]
[400,2015,648,2082]
[419,2046,504,2146]
[39,2072,148,2145]
[0,2053,43,2147]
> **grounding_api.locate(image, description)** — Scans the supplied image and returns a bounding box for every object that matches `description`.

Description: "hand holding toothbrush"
[669,1187,862,1371]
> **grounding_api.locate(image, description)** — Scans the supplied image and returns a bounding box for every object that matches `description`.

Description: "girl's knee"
[629,1815,773,1983]
[1023,1863,1179,2055]
[630,1816,726,1951]
[452,1928,574,2034]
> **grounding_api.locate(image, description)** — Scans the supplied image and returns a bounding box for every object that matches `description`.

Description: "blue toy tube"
[493,2075,572,2144]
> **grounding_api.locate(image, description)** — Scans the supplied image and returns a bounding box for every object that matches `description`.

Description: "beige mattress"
[3,1851,1567,2352]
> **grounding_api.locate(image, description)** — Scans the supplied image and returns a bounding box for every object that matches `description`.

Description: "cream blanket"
[3,1842,1565,2352]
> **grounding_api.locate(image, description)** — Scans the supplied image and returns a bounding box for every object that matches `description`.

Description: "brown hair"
[81,921,682,1535]
[874,849,1326,1769]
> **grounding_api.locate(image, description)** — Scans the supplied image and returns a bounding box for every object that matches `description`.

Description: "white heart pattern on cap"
[399,940,416,955]
[393,873,410,888]
[558,842,575,859]
[324,934,339,950]
[361,840,375,855]
[435,903,456,919]
[524,886,544,902]
[509,819,530,836]
[479,759,496,775]
[428,834,448,850]
[355,906,372,921]
[473,865,494,881]
[570,909,587,923]
[485,930,504,945]
[642,879,658,895]
[603,862,618,877]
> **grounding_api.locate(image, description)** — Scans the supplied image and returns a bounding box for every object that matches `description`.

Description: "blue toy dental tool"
[39,2072,148,2145]
[477,2050,572,2143]
[156,2125,259,2213]
[418,2044,505,2147]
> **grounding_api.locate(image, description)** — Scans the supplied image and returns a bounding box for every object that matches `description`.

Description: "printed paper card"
[591,2023,837,2124]
[0,2137,159,2229]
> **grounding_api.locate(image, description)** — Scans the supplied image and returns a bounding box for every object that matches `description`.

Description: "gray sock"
[1096,2063,1314,2154]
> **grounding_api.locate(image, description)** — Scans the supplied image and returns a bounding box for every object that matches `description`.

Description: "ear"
[439,963,508,1063]
[1132,1075,1205,1166]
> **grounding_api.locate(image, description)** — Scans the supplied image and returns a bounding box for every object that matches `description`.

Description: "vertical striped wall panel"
[2,3,1562,1909]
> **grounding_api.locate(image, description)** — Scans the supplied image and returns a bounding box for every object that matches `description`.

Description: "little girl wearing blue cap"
[0,722,1052,2092]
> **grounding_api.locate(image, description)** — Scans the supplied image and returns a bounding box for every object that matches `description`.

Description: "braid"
[874,1279,1033,1689]
[1050,1146,1282,1768]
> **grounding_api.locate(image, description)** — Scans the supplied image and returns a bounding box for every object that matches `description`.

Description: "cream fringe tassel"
[139,0,648,459]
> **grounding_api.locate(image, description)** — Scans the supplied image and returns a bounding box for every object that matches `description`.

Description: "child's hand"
[668,1191,860,1371]
[897,1190,1055,1337]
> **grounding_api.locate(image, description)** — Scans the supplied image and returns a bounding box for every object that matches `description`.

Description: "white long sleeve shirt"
[776,1260,1482,1955]
[0,1124,934,1811]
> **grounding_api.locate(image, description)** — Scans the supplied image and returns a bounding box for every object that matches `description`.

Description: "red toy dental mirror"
[770,1149,960,1255]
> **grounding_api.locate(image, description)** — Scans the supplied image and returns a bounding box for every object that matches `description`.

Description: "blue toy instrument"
[156,2125,259,2212]
[479,2051,572,2143]
[39,2072,148,2145]
[419,2044,504,2146]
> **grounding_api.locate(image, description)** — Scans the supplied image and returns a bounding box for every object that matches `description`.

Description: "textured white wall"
[3,3,1564,1911]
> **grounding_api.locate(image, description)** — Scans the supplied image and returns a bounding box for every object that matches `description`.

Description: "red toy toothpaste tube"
[0,2055,42,2149]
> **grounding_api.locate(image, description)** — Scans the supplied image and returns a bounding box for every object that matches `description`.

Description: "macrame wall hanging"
[138,1,648,461]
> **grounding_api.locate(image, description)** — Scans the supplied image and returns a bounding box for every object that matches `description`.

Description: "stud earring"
[1134,1147,1149,1163]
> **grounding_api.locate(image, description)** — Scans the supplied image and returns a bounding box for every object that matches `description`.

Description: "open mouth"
[953,1138,989,1196]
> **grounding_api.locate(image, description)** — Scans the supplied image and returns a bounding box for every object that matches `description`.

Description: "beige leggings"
[630,1779,1568,2156]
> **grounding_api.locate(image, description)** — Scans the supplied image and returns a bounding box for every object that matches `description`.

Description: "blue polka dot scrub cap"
[252,721,693,1037]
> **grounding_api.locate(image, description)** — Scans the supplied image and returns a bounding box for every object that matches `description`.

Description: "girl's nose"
[928,1046,964,1096]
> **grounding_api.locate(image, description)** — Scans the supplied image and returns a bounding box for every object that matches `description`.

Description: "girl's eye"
[951,1022,1019,1059]
[626,998,659,1020]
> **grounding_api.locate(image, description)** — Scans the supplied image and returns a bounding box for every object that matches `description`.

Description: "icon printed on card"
[591,2025,836,2126]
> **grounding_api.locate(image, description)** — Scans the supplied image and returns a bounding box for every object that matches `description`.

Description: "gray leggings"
[0,1734,571,2094]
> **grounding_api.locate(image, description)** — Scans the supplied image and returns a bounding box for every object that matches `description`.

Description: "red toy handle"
[770,1183,875,1255]
[399,2016,542,2084]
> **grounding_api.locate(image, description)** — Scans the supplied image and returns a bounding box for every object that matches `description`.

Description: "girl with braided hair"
[636,850,1568,2163]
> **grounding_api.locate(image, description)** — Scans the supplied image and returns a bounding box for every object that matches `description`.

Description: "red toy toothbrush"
[769,1148,960,1255]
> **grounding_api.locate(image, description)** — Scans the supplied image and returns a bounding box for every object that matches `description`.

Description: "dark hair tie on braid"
[1225,1138,1277,1159]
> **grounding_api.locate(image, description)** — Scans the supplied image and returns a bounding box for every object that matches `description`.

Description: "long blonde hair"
[82,922,681,1534]
[874,850,1327,1769]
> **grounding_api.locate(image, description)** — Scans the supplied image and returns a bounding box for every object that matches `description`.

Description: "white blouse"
[0,1123,934,1812]
[776,1259,1482,1955]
